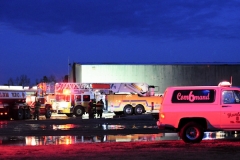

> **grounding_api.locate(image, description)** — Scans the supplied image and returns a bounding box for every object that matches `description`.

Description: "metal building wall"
[72,64,240,93]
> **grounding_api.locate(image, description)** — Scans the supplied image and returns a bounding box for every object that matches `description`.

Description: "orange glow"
[63,89,71,95]
[160,113,165,119]
[115,100,121,103]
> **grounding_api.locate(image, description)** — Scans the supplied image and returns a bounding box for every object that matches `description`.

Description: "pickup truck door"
[220,90,240,129]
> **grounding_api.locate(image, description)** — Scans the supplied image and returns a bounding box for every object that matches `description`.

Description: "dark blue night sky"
[1,0,240,84]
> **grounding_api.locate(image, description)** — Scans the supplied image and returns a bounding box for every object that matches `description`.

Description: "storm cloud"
[1,0,240,39]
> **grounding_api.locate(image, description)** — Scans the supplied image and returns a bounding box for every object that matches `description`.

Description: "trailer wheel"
[123,105,133,116]
[74,106,84,117]
[134,104,144,115]
[179,122,204,143]
[45,109,51,119]
[16,108,24,120]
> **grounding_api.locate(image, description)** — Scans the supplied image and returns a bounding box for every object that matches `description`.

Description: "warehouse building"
[69,63,240,93]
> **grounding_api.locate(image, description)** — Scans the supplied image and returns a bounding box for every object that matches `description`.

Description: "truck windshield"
[234,90,240,103]
[56,95,70,102]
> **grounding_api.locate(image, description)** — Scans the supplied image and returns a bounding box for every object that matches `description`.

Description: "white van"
[157,81,240,143]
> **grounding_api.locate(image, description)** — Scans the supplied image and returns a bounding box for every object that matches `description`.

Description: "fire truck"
[0,87,31,120]
[52,82,163,117]
[107,83,163,116]
[26,83,55,119]
[52,83,110,117]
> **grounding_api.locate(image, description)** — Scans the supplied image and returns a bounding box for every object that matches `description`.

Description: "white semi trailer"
[0,89,31,120]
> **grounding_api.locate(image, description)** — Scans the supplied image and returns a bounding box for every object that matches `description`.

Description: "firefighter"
[92,99,97,118]
[88,99,94,119]
[96,99,104,118]
[34,99,41,120]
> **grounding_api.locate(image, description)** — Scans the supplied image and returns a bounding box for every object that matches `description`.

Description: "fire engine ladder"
[109,83,148,96]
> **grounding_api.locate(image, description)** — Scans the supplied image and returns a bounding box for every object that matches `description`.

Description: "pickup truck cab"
[157,81,240,143]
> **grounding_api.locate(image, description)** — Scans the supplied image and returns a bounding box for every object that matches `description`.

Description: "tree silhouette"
[63,75,68,82]
[48,75,57,83]
[7,78,14,85]
[40,75,57,83]
[42,76,48,82]
[15,75,31,86]
[5,74,64,86]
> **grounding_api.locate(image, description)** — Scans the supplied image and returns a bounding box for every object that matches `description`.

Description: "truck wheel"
[16,108,24,120]
[123,105,133,116]
[24,109,31,119]
[179,122,204,143]
[74,106,84,117]
[134,104,144,115]
[45,109,51,119]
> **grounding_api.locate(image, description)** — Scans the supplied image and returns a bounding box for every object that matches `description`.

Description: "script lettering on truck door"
[221,90,240,129]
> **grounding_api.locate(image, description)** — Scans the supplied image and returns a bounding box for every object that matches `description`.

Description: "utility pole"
[68,57,70,82]
[68,57,72,82]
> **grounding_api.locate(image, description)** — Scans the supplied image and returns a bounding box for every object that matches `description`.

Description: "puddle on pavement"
[0,131,240,146]
[1,123,240,146]
[51,124,155,130]
[23,123,158,131]
[0,133,179,146]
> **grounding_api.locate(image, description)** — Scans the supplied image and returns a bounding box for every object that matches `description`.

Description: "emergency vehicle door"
[75,95,82,105]
[220,90,240,129]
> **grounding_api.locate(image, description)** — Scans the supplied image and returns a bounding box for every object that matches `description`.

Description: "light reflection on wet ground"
[0,133,179,146]
[0,131,240,146]
[1,113,240,146]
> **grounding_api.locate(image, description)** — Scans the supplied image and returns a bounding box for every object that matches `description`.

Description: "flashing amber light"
[63,89,71,95]
[160,113,165,119]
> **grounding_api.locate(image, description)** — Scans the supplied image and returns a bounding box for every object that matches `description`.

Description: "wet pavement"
[1,112,240,146]
[1,130,240,146]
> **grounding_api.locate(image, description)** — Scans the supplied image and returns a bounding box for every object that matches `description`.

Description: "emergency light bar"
[218,81,231,87]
